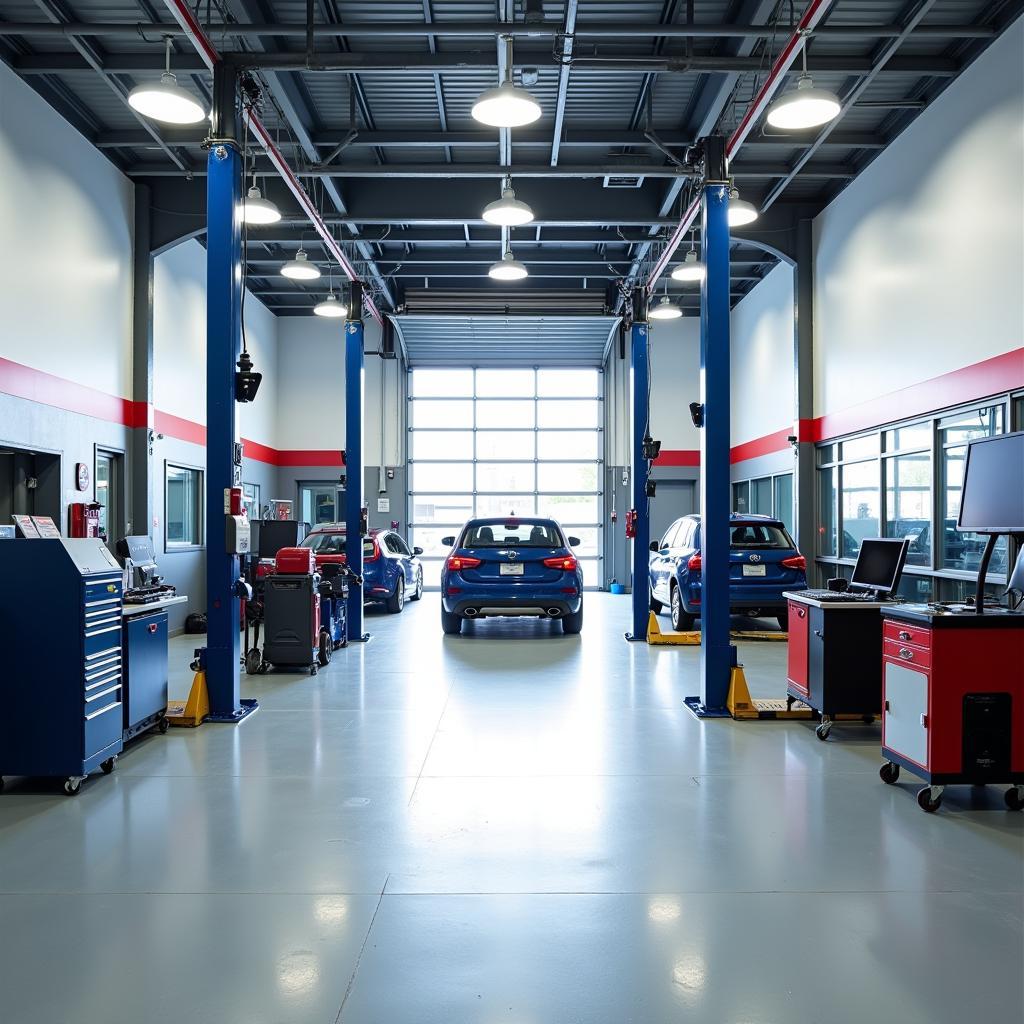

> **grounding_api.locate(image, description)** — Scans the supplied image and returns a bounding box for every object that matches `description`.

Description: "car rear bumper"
[681,580,806,614]
[446,597,581,618]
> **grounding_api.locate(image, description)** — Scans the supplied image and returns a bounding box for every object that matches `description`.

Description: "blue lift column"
[686,139,736,717]
[345,288,368,641]
[626,317,651,640]
[204,65,256,722]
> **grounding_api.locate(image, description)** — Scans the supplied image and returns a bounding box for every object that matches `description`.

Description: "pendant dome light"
[482,183,534,226]
[313,292,347,318]
[472,37,541,128]
[488,250,529,281]
[766,39,840,130]
[280,248,321,280]
[241,177,281,225]
[727,187,759,227]
[128,37,207,125]
[649,294,683,320]
[671,233,706,283]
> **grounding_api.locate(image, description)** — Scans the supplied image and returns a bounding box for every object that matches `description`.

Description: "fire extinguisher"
[625,509,637,539]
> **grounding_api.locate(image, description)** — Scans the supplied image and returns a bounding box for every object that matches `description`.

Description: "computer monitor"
[257,519,303,559]
[116,535,156,567]
[958,431,1024,534]
[850,538,909,596]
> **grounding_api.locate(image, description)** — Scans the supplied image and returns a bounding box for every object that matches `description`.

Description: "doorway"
[0,445,62,528]
[95,447,125,547]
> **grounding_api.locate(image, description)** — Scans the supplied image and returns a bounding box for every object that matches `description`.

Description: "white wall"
[648,315,702,451]
[812,17,1024,419]
[730,263,795,444]
[0,58,134,400]
[153,238,279,447]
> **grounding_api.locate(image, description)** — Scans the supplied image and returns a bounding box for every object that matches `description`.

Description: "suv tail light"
[781,554,806,570]
[687,554,702,572]
[543,555,578,571]
[364,540,381,563]
[446,554,482,572]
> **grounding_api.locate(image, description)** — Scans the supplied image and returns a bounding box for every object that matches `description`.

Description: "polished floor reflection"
[0,594,1020,1023]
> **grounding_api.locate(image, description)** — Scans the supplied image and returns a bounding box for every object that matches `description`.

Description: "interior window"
[463,520,562,548]
[730,524,794,549]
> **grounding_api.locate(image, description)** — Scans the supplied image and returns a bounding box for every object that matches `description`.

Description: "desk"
[121,595,188,740]
[784,592,892,739]
[879,604,1024,812]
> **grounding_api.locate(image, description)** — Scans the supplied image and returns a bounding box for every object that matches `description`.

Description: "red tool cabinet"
[879,606,1024,812]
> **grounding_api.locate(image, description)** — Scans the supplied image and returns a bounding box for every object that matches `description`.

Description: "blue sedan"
[440,517,584,636]
[300,525,423,613]
[649,514,808,630]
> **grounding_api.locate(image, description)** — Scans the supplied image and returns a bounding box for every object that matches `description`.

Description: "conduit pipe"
[645,0,835,292]
[161,0,383,325]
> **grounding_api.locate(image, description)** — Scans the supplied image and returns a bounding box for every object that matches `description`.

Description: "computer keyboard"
[124,585,176,605]
[801,589,883,603]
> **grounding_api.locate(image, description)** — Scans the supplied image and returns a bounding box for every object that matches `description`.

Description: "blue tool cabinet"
[0,538,125,795]
[123,608,169,741]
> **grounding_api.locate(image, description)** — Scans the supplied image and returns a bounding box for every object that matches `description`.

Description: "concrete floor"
[1,592,1021,1023]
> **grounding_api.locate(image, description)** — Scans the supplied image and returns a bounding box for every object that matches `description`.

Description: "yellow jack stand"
[727,664,813,720]
[646,612,789,646]
[165,668,210,728]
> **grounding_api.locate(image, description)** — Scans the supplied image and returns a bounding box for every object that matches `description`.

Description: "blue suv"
[649,514,807,630]
[440,517,584,636]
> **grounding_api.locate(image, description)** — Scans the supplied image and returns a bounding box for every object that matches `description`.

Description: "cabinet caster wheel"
[879,762,900,785]
[815,723,832,741]
[862,714,875,725]
[64,778,82,796]
[309,664,318,676]
[1004,787,1024,811]
[100,757,116,775]
[244,650,263,675]
[158,717,170,735]
[917,787,942,813]
[0,776,5,793]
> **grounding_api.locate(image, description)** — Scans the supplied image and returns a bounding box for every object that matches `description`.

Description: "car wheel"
[562,606,583,634]
[649,595,663,614]
[409,568,424,601]
[670,583,694,631]
[386,576,405,614]
[441,610,462,635]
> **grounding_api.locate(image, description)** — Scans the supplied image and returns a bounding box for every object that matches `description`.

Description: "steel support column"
[204,67,256,722]
[794,218,816,570]
[687,178,736,716]
[627,320,651,640]
[129,182,154,537]
[345,314,368,641]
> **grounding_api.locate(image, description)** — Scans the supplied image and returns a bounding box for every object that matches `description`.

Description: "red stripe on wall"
[654,449,700,467]
[154,409,207,446]
[0,356,136,426]
[274,450,346,467]
[730,427,793,464]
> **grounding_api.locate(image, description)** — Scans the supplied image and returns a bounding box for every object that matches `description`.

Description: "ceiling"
[1,0,1020,317]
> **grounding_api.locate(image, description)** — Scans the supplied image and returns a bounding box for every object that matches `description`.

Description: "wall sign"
[75,462,90,491]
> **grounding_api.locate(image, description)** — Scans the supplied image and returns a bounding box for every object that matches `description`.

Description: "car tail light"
[781,554,806,570]
[364,540,380,563]
[446,554,482,571]
[543,555,578,571]
[687,554,702,571]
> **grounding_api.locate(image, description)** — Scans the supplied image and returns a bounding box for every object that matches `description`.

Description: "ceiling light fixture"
[488,250,529,281]
[766,38,841,130]
[313,292,347,318]
[280,248,321,280]
[472,37,542,128]
[241,177,281,225]
[127,36,207,125]
[482,183,534,226]
[649,295,683,320]
[671,233,706,283]
[728,187,759,227]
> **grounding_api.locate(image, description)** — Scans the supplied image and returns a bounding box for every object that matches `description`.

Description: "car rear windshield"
[730,524,794,549]
[301,532,375,557]
[463,520,562,548]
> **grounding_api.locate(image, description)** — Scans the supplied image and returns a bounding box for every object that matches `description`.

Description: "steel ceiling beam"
[549,0,579,167]
[761,0,942,212]
[420,0,452,164]
[8,51,962,75]
[0,20,996,39]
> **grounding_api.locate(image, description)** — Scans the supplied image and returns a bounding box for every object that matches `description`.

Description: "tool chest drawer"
[84,576,122,602]
[883,620,932,649]
[84,622,122,658]
[883,638,932,670]
[84,699,123,755]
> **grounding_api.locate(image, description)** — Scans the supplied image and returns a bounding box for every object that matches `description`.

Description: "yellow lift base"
[727,665,813,720]
[646,612,789,646]
[165,668,210,728]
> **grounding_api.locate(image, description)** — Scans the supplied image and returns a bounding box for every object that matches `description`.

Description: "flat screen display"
[118,534,156,566]
[851,538,909,593]
[958,431,1024,533]
[258,519,304,558]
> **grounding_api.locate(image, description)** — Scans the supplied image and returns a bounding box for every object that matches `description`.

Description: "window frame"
[164,461,204,552]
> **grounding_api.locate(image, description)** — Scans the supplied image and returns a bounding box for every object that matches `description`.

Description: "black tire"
[776,614,788,631]
[244,649,263,675]
[158,717,170,735]
[650,595,663,614]
[386,576,405,614]
[409,568,424,601]
[1004,787,1024,811]
[670,583,694,631]
[101,757,116,775]
[318,630,333,667]
[879,762,900,785]
[441,610,462,635]
[562,606,583,634]
[917,787,942,813]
